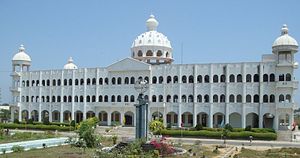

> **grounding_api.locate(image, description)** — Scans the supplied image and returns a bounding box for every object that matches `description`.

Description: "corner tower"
[131,15,173,64]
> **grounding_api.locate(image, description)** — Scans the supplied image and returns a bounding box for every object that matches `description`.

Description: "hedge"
[19,121,71,127]
[0,123,75,131]
[160,129,277,140]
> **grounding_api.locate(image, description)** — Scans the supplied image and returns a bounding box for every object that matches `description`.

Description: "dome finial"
[19,44,25,52]
[281,24,288,35]
[146,14,159,31]
[68,57,74,63]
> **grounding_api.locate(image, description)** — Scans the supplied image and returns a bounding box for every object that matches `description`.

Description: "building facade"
[10,15,298,130]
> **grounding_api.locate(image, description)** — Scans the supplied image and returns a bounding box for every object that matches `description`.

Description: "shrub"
[13,119,19,124]
[42,117,50,125]
[195,124,203,131]
[245,125,252,131]
[112,135,118,145]
[70,120,76,127]
[224,124,233,132]
[0,123,75,131]
[149,120,164,134]
[11,145,25,152]
[27,119,34,124]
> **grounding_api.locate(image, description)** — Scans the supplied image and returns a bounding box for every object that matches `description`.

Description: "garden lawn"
[0,131,57,144]
[236,147,300,158]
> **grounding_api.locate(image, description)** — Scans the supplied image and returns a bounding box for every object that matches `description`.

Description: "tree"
[76,117,99,148]
[0,109,10,122]
[149,119,164,135]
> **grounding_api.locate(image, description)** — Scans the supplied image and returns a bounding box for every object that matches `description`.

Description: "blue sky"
[0,0,300,103]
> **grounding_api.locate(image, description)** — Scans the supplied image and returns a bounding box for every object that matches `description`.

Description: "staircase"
[277,130,292,141]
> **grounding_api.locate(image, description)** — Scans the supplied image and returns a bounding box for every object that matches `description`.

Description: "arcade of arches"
[17,109,293,130]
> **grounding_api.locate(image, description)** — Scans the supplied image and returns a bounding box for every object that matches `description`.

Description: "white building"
[10,15,298,130]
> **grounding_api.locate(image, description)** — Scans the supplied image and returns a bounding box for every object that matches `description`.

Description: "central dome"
[131,15,173,64]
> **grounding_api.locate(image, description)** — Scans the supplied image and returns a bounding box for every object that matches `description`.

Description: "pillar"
[108,112,111,126]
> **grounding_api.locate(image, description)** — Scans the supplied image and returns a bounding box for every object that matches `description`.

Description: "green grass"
[0,131,57,144]
[236,147,300,158]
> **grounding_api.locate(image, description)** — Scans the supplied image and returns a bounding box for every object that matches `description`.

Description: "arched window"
[68,96,72,102]
[229,74,235,82]
[188,75,194,83]
[286,73,291,81]
[105,78,109,85]
[152,95,157,102]
[152,76,157,84]
[237,74,242,82]
[110,95,115,102]
[74,96,78,102]
[263,95,268,103]
[64,96,67,102]
[204,95,209,103]
[57,79,60,86]
[167,76,172,83]
[69,79,72,86]
[263,74,268,82]
[213,95,218,103]
[80,79,84,85]
[144,76,149,83]
[98,96,103,102]
[220,75,225,82]
[124,77,129,84]
[270,94,275,103]
[213,75,218,83]
[117,95,121,102]
[111,77,116,85]
[46,80,50,86]
[166,95,171,102]
[104,95,108,102]
[144,95,149,101]
[130,95,135,102]
[220,94,225,102]
[204,75,209,83]
[270,74,275,82]
[42,80,45,86]
[181,95,187,102]
[124,95,129,102]
[138,50,143,57]
[92,95,96,102]
[182,76,187,83]
[173,95,178,103]
[75,79,79,85]
[157,50,162,57]
[173,76,178,83]
[80,96,84,102]
[229,94,235,103]
[146,50,153,56]
[64,79,68,86]
[236,95,242,103]
[254,74,259,82]
[279,94,284,102]
[286,94,291,102]
[57,96,61,102]
[197,75,202,83]
[246,95,251,103]
[130,77,135,84]
[197,95,202,102]
[86,96,91,102]
[159,95,164,102]
[99,78,103,85]
[279,74,284,81]
[52,96,56,102]
[52,80,55,86]
[92,78,96,85]
[188,95,193,102]
[159,76,163,84]
[117,77,122,85]
[246,74,251,82]
[253,94,259,103]
[87,78,91,85]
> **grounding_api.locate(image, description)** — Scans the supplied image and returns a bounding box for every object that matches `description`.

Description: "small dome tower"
[64,57,78,69]
[272,24,298,66]
[131,15,173,64]
[12,44,31,72]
